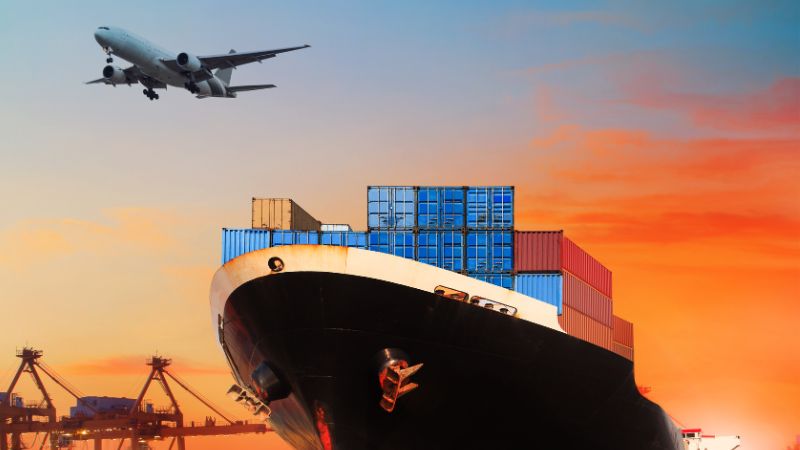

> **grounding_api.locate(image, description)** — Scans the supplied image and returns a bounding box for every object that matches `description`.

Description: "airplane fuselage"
[94,27,228,97]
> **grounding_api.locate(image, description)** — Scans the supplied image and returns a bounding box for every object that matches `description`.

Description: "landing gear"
[142,88,159,100]
[184,81,199,94]
[102,46,114,64]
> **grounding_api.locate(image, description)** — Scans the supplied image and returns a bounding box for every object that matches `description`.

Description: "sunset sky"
[0,1,798,449]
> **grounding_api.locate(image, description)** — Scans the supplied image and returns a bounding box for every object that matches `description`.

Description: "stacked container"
[365,186,514,287]
[222,187,635,360]
[513,231,614,350]
[612,315,634,361]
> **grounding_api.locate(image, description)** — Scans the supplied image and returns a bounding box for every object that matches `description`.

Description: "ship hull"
[219,269,682,450]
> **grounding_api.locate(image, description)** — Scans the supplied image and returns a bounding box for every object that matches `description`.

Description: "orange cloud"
[520,125,800,251]
[0,208,181,269]
[0,226,73,266]
[624,77,800,133]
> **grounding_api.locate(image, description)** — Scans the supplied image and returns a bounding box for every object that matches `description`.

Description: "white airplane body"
[88,26,309,100]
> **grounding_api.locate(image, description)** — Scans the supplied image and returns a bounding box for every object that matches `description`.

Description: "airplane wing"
[85,66,166,89]
[160,45,310,75]
[226,84,276,92]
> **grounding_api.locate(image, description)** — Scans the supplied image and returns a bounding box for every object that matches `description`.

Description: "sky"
[0,1,798,449]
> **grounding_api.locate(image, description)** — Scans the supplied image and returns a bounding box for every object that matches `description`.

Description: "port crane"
[0,348,269,450]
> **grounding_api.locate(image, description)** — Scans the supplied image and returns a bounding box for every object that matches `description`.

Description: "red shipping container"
[612,342,634,361]
[563,237,612,298]
[563,271,613,326]
[612,315,634,347]
[558,306,613,350]
[515,231,612,297]
[514,231,562,271]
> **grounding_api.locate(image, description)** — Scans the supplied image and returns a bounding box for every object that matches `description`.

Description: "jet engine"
[176,52,202,71]
[102,65,127,84]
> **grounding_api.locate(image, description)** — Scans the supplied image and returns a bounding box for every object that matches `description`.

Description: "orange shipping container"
[612,315,634,347]
[612,342,634,361]
[558,306,613,350]
[563,271,613,326]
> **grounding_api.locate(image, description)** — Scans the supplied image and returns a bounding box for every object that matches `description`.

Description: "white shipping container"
[321,224,353,232]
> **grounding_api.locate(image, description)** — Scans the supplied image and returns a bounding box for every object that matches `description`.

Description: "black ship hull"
[219,270,682,450]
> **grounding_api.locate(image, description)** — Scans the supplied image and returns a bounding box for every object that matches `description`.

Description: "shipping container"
[417,230,464,271]
[558,306,613,350]
[466,186,514,229]
[563,237,612,297]
[367,186,416,229]
[271,230,319,246]
[514,231,562,272]
[612,342,634,361]
[321,224,353,232]
[513,274,563,313]
[514,231,612,298]
[367,231,415,259]
[320,231,368,249]
[252,198,321,231]
[466,230,513,272]
[417,186,465,229]
[468,273,513,289]
[612,315,634,347]
[222,228,270,264]
[563,272,613,326]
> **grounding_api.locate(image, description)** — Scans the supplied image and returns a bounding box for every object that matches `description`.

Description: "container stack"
[513,231,614,351]
[366,186,514,288]
[612,315,634,360]
[366,186,417,259]
[222,187,635,361]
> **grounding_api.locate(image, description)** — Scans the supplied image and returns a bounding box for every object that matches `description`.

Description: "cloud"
[623,77,800,133]
[516,124,800,263]
[0,207,180,268]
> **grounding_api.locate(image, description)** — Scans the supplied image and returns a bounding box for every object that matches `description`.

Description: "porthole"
[268,257,284,272]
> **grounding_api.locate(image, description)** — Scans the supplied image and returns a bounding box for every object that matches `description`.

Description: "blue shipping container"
[468,273,513,289]
[271,230,319,246]
[514,274,563,314]
[466,230,513,272]
[417,231,464,271]
[466,186,514,229]
[222,228,271,264]
[367,186,416,229]
[367,231,415,259]
[417,187,465,229]
[320,231,368,249]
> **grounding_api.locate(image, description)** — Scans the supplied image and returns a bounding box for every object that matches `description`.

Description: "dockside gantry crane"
[0,348,269,450]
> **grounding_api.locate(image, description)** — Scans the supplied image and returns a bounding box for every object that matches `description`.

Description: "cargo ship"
[210,187,730,450]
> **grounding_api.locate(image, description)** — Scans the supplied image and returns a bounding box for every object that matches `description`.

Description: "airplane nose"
[94,29,106,45]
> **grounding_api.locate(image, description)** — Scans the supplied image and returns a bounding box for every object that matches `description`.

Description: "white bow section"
[210,245,563,335]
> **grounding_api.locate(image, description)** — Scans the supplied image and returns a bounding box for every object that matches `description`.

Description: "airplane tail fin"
[214,49,236,85]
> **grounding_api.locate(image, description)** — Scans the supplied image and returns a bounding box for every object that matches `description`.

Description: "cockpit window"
[98,26,110,30]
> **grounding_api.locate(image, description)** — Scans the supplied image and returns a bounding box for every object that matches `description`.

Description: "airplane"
[86,26,309,100]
